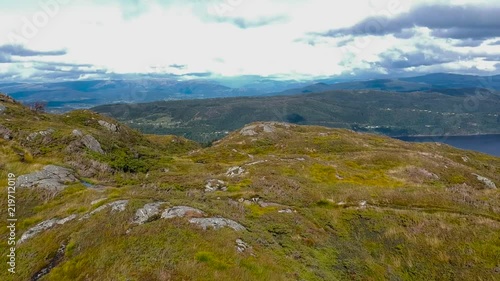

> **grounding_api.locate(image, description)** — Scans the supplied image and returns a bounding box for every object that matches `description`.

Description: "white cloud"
[0,0,499,81]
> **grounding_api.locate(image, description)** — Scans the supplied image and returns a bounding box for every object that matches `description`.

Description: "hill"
[0,78,306,112]
[279,73,500,96]
[3,73,499,112]
[0,93,499,280]
[92,89,500,143]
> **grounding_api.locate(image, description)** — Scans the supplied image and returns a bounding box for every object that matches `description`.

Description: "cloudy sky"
[1,0,499,82]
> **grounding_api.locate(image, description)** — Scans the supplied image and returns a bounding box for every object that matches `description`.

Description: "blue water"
[395,134,500,157]
[80,181,95,188]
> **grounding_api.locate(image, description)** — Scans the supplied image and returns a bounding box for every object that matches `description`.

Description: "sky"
[0,0,499,82]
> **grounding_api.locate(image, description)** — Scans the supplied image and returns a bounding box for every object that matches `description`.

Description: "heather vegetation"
[0,94,499,280]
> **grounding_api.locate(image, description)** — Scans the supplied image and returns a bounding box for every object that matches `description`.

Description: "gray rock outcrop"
[81,134,104,154]
[0,104,6,113]
[132,202,166,224]
[262,124,275,133]
[205,179,227,192]
[98,120,118,132]
[68,130,105,154]
[80,200,129,220]
[240,125,258,136]
[161,206,205,219]
[236,239,250,253]
[473,174,497,189]
[239,122,290,136]
[226,166,245,177]
[110,200,129,212]
[72,129,83,137]
[16,165,79,191]
[188,217,246,231]
[27,129,54,141]
[18,214,77,244]
[90,198,107,205]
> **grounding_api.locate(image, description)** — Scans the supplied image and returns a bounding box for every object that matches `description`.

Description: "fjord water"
[396,134,500,157]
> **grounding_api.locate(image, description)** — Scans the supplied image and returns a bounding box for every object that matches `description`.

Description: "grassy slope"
[92,89,500,143]
[1,94,499,280]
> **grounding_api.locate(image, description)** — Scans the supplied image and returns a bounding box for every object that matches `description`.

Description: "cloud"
[377,49,455,69]
[451,39,485,47]
[321,5,500,40]
[483,56,500,62]
[32,62,102,73]
[0,71,19,80]
[169,64,187,69]
[214,15,288,29]
[0,53,12,63]
[120,0,150,20]
[0,44,67,64]
[488,39,500,45]
[183,72,213,77]
[0,44,66,57]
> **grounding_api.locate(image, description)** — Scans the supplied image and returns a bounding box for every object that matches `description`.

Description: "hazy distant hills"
[93,88,500,143]
[277,73,500,96]
[0,77,308,111]
[0,79,259,111]
[2,73,500,111]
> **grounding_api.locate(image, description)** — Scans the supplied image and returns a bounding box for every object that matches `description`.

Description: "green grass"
[0,94,499,281]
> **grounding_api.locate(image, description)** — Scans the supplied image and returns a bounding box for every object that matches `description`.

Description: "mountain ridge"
[0,93,499,280]
[92,88,500,143]
[2,73,500,111]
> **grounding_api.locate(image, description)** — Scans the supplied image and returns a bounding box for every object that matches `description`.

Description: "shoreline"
[392,133,500,138]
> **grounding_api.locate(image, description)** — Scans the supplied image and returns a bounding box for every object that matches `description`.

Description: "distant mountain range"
[277,73,500,96]
[1,73,499,111]
[93,88,500,143]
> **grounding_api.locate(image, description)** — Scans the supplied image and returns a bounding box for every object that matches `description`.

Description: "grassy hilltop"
[0,93,499,280]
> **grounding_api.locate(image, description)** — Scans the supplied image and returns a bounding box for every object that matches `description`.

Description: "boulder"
[205,179,227,192]
[161,206,205,219]
[18,214,77,244]
[71,129,83,137]
[16,165,79,191]
[240,125,258,136]
[132,202,166,224]
[226,166,245,177]
[239,123,286,136]
[188,217,246,231]
[235,239,251,253]
[0,104,6,113]
[472,174,497,189]
[26,129,55,141]
[0,94,15,103]
[262,124,275,133]
[110,200,129,212]
[98,120,118,132]
[81,134,104,154]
